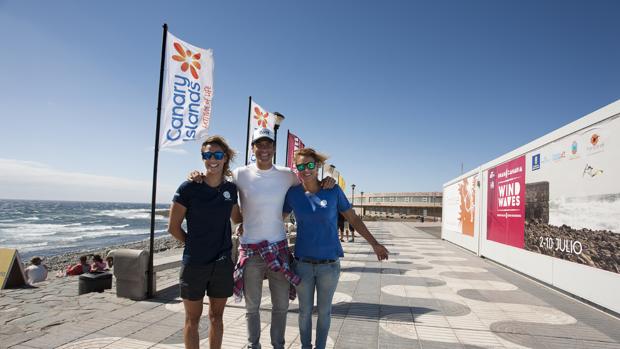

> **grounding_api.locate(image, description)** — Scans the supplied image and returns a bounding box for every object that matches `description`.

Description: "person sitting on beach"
[90,254,107,272]
[25,256,48,284]
[168,135,239,349]
[66,255,90,276]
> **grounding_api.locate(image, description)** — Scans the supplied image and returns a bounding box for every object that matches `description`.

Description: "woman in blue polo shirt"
[283,148,389,349]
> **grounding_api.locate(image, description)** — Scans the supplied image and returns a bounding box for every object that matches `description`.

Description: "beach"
[33,235,184,272]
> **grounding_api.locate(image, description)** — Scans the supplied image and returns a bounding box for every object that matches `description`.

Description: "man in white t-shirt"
[230,128,299,349]
[25,256,48,285]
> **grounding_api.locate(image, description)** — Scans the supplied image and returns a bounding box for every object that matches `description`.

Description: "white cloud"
[0,158,176,203]
[160,147,188,155]
[144,146,189,155]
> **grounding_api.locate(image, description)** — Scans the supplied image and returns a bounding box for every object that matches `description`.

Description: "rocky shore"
[31,236,184,272]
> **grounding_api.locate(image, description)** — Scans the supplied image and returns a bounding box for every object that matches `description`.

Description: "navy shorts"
[179,256,234,300]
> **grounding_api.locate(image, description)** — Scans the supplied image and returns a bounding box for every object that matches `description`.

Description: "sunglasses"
[201,151,225,160]
[295,161,316,171]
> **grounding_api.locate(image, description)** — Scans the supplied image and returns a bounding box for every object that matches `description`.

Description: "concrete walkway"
[1,222,619,348]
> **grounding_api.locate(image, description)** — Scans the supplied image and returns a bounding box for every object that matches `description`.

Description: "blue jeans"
[243,254,291,349]
[294,259,340,349]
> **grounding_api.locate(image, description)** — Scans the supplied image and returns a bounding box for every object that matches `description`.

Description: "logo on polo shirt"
[222,191,232,201]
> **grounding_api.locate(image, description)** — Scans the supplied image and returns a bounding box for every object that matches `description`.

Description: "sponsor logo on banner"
[591,133,600,145]
[254,107,269,128]
[172,42,202,79]
[532,154,540,171]
[568,141,580,160]
[160,32,214,148]
[552,151,566,162]
[586,133,605,155]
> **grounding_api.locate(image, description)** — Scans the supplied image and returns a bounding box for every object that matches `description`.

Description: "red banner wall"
[487,156,526,248]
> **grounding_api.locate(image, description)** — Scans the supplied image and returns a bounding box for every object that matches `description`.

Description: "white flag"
[159,32,214,148]
[246,100,276,164]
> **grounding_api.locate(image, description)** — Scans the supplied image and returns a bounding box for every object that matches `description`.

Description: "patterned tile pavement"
[1,222,619,348]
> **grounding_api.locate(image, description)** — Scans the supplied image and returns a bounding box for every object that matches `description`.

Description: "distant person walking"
[168,136,238,349]
[337,213,346,242]
[347,219,356,242]
[283,148,389,349]
[25,256,48,284]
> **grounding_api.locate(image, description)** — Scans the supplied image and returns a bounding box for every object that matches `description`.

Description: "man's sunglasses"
[296,161,316,172]
[202,151,225,160]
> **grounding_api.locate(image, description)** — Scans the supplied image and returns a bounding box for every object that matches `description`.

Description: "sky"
[0,0,619,204]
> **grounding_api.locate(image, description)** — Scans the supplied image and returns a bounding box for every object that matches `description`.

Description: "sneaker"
[348,239,354,242]
[340,239,345,242]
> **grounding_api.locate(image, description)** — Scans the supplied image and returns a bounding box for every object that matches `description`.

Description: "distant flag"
[286,131,305,174]
[159,32,214,148]
[331,167,340,185]
[338,175,346,191]
[321,163,340,183]
[245,99,276,164]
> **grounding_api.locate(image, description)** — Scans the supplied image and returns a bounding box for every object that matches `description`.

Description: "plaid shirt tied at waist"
[233,239,301,302]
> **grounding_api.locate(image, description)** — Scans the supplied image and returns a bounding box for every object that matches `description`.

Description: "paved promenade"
[1,222,619,348]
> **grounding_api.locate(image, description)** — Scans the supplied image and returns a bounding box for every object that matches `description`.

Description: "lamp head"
[273,112,286,126]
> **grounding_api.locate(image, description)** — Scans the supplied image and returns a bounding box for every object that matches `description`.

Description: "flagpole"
[245,96,252,165]
[147,23,168,299]
[285,130,290,168]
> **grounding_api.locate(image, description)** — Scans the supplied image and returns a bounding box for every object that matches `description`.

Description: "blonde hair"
[294,148,328,166]
[202,135,237,177]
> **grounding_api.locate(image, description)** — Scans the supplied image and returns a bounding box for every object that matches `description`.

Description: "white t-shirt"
[25,265,48,284]
[233,164,298,244]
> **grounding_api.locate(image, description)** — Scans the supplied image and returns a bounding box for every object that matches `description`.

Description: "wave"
[96,208,167,220]
[2,241,50,253]
[0,222,135,238]
[4,229,168,254]
[56,228,151,242]
[549,196,620,233]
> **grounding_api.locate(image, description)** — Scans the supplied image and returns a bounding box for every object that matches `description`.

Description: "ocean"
[0,199,170,259]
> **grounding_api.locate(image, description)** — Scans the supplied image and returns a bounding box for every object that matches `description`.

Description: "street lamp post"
[360,191,364,217]
[351,184,356,214]
[273,112,286,164]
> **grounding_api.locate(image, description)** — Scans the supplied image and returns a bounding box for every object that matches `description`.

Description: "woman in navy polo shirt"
[283,148,389,349]
[168,135,238,349]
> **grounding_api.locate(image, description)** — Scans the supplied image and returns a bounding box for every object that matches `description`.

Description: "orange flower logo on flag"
[254,107,269,128]
[172,42,201,79]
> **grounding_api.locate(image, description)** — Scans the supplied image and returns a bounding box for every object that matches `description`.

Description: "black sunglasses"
[296,161,316,171]
[202,151,225,160]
